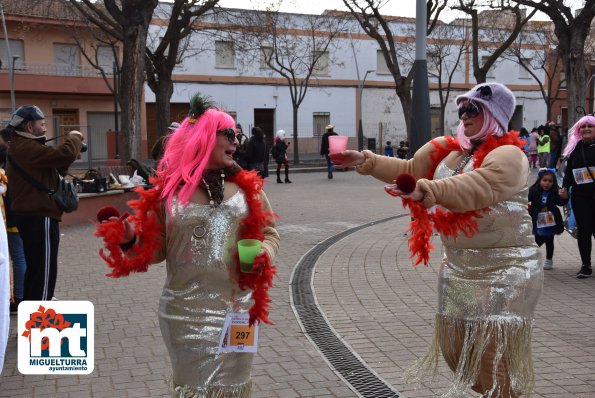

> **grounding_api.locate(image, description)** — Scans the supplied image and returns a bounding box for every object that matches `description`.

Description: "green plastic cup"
[237,239,263,273]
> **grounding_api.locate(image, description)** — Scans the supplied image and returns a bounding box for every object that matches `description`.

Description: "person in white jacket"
[0,206,10,374]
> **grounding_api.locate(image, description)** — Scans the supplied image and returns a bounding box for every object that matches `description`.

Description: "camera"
[80,143,88,153]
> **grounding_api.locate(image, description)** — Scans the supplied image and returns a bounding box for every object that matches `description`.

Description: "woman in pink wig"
[333,83,541,397]
[560,114,595,279]
[96,95,280,397]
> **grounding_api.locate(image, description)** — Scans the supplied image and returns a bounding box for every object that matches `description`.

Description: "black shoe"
[277,178,283,184]
[328,173,333,179]
[285,179,292,183]
[10,299,22,315]
[576,265,592,279]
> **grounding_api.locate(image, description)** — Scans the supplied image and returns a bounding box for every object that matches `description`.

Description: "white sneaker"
[543,259,553,270]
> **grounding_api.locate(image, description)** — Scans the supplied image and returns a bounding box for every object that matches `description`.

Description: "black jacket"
[562,140,595,199]
[528,185,568,235]
[320,131,337,156]
[7,132,82,221]
[245,138,267,164]
[272,139,288,163]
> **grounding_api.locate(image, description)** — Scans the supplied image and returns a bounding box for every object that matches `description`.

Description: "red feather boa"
[403,131,525,265]
[94,170,278,325]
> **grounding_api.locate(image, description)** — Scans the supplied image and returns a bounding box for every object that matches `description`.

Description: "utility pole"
[410,0,431,154]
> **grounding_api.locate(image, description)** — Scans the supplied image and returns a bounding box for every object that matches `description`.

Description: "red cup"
[328,136,348,155]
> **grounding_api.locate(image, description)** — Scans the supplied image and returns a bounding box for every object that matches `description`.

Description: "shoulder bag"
[7,154,78,213]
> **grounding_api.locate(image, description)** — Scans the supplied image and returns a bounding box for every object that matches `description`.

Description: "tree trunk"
[154,73,174,139]
[119,24,148,162]
[397,87,413,148]
[292,105,299,164]
[564,35,587,129]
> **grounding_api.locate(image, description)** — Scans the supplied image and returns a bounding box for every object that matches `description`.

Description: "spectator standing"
[233,123,248,169]
[547,122,561,169]
[245,127,268,178]
[320,124,338,179]
[272,130,291,184]
[528,127,539,168]
[519,127,530,158]
[0,134,27,313]
[396,141,408,159]
[560,115,595,278]
[384,141,395,157]
[151,121,180,164]
[536,126,550,168]
[0,197,9,374]
[5,105,83,301]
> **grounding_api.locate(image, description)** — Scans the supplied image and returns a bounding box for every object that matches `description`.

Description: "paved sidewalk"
[2,171,594,397]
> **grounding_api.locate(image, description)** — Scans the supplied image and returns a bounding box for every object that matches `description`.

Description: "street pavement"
[1,170,594,397]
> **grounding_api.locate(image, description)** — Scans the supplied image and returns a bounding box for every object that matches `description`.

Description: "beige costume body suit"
[357,136,543,397]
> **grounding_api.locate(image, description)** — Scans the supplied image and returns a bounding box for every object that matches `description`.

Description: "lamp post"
[410,0,431,154]
[358,69,374,151]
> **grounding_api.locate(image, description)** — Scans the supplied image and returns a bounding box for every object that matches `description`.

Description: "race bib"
[537,211,556,228]
[572,167,595,184]
[217,312,259,354]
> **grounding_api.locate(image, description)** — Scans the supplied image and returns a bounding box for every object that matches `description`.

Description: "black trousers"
[535,235,554,260]
[572,194,595,267]
[16,215,60,300]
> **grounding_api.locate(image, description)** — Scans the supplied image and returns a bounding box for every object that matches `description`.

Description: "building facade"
[2,2,575,162]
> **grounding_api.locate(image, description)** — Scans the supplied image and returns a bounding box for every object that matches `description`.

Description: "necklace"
[192,171,225,239]
[452,151,474,176]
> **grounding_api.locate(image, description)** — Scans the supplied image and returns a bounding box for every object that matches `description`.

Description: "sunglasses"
[216,128,238,143]
[458,102,482,119]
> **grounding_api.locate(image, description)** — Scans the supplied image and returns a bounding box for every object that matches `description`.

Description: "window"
[313,112,330,137]
[215,41,235,68]
[559,72,567,89]
[97,46,116,71]
[54,43,81,76]
[518,58,531,79]
[312,50,329,75]
[260,46,272,69]
[0,39,25,69]
[482,56,495,78]
[376,50,390,74]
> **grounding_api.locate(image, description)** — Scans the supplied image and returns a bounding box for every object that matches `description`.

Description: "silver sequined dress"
[159,191,253,398]
[415,157,543,397]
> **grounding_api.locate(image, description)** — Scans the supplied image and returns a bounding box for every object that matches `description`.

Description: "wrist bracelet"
[120,235,137,251]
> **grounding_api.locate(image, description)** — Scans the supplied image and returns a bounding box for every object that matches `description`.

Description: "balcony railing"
[0,62,114,77]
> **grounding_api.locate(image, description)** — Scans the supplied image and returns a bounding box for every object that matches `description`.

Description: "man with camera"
[5,105,84,302]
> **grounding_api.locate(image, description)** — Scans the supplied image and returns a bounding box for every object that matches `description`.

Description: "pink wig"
[456,101,505,151]
[158,108,236,210]
[562,115,595,157]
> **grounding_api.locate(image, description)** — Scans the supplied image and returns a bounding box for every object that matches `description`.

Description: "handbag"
[563,186,577,239]
[53,176,79,213]
[7,155,79,213]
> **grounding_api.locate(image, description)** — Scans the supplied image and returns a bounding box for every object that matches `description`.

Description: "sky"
[217,0,584,23]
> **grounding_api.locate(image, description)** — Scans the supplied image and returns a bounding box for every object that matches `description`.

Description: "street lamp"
[358,69,374,151]
[9,55,19,113]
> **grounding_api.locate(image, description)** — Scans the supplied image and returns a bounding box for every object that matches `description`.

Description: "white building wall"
[145,8,548,154]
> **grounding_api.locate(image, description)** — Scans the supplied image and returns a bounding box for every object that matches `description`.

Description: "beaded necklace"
[452,150,474,175]
[192,171,225,239]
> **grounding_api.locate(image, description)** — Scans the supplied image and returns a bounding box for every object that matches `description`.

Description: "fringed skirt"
[169,379,252,398]
[409,245,543,397]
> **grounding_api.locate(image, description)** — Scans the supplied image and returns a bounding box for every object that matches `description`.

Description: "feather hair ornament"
[188,93,215,124]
